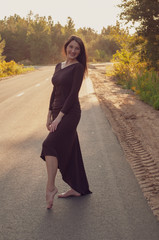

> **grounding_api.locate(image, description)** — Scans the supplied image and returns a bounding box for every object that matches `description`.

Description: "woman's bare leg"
[45,156,58,209]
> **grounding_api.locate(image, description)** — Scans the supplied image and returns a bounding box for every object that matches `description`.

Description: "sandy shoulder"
[89,67,159,220]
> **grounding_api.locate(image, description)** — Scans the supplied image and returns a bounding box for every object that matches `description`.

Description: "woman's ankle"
[46,184,56,192]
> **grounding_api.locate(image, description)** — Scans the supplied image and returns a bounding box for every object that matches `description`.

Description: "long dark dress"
[40,62,91,195]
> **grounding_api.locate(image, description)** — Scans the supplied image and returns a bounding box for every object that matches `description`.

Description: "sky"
[0,0,127,33]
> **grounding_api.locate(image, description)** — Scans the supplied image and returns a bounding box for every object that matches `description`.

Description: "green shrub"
[133,71,159,109]
[0,60,34,78]
[112,61,159,110]
[111,48,159,110]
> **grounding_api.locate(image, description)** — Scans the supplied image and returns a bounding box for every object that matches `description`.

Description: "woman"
[40,35,91,209]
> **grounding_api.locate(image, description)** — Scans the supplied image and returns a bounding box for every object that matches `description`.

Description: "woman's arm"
[46,87,56,130]
[46,64,60,130]
[60,63,84,114]
[46,110,52,130]
[48,64,59,111]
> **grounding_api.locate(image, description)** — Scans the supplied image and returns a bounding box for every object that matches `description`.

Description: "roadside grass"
[110,62,159,110]
[105,63,114,76]
[0,60,34,78]
[132,71,159,110]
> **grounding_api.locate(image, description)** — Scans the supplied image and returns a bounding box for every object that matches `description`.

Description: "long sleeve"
[61,63,84,114]
[49,86,56,110]
[48,64,60,110]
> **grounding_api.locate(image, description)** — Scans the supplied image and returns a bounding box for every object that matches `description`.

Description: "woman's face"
[66,40,80,61]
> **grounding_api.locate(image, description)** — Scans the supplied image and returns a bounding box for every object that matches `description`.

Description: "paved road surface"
[0,66,159,240]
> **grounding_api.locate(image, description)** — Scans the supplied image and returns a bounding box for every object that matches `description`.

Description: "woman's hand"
[46,118,52,131]
[49,117,61,132]
[49,112,64,132]
[46,111,52,131]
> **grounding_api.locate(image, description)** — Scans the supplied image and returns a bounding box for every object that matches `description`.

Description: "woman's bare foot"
[58,189,81,198]
[46,187,58,209]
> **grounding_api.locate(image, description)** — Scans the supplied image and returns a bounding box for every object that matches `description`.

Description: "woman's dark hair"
[64,35,87,75]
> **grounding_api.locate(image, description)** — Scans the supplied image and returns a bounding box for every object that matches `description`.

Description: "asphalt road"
[0,66,159,240]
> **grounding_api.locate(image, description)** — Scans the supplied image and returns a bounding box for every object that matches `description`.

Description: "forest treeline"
[0,0,158,68]
[0,12,120,65]
[0,0,159,109]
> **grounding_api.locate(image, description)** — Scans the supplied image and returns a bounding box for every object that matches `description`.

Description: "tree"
[49,22,65,62]
[27,14,52,64]
[77,27,98,61]
[0,15,20,61]
[63,17,76,40]
[0,35,5,61]
[0,15,29,62]
[118,0,159,69]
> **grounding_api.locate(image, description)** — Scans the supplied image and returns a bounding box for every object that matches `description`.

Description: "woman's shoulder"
[75,62,83,67]
[54,62,61,72]
[55,62,61,68]
[74,62,84,71]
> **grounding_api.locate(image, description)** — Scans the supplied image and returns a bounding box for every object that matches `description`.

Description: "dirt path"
[89,65,159,220]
